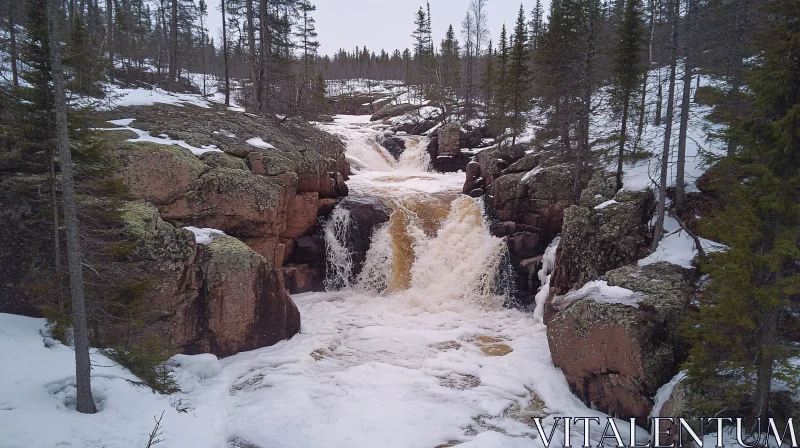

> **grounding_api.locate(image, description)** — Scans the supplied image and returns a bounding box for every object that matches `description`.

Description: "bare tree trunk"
[222,0,230,106]
[8,1,19,89]
[635,0,657,154]
[106,0,113,80]
[169,0,177,81]
[258,0,269,113]
[48,0,97,415]
[49,148,61,273]
[651,0,680,253]
[675,0,696,215]
[617,94,630,191]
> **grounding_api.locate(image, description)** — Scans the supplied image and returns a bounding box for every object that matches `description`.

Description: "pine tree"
[611,0,645,190]
[490,24,509,138]
[508,5,530,145]
[684,0,800,422]
[481,39,496,121]
[439,25,461,119]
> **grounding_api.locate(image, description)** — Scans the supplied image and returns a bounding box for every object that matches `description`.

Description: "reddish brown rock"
[281,263,321,294]
[185,236,300,357]
[281,192,319,239]
[546,263,695,424]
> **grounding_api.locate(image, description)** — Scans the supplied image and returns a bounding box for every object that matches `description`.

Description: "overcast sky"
[207,0,550,56]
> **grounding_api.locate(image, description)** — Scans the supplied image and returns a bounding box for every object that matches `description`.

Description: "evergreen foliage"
[684,0,800,422]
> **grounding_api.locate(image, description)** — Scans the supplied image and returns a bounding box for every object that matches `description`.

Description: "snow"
[183,226,226,245]
[245,136,276,150]
[0,313,222,448]
[170,354,222,380]
[555,280,645,310]
[104,86,214,109]
[521,166,545,184]
[96,119,223,156]
[594,199,619,210]
[639,215,723,269]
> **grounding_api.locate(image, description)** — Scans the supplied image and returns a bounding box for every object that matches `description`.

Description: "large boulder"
[546,262,695,424]
[186,236,300,357]
[551,172,655,295]
[114,141,208,205]
[377,133,406,160]
[371,103,422,121]
[474,144,526,188]
[161,168,294,238]
[118,204,300,358]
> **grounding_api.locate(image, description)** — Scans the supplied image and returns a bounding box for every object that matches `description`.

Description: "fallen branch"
[145,411,165,448]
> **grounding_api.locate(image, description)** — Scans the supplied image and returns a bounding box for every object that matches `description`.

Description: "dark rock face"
[551,172,655,295]
[370,103,423,121]
[338,197,390,278]
[546,262,696,424]
[184,237,301,357]
[377,133,406,160]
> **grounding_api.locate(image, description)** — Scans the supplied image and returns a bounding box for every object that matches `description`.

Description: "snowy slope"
[0,313,223,448]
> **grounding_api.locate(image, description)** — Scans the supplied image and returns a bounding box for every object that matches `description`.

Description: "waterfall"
[325,196,510,311]
[396,137,431,172]
[323,206,354,290]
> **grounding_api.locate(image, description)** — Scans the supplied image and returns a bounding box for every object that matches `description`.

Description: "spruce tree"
[490,24,510,138]
[611,0,645,190]
[439,25,461,119]
[508,5,529,146]
[684,0,800,422]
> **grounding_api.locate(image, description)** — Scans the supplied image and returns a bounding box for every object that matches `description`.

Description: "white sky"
[207,0,550,56]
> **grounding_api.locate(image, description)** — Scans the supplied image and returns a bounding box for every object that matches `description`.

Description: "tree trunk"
[752,306,778,420]
[106,0,113,79]
[168,0,177,81]
[635,0,656,153]
[617,93,630,191]
[576,1,597,202]
[258,0,269,113]
[222,0,230,106]
[675,59,692,215]
[675,0,696,215]
[8,1,19,89]
[651,0,680,253]
[50,148,61,273]
[244,0,257,106]
[48,0,97,415]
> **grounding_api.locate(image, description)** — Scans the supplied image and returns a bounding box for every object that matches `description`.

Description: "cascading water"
[323,206,354,290]
[320,112,512,310]
[200,115,649,448]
